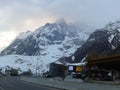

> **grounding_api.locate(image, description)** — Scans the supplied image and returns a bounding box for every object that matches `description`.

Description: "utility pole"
[36,58,39,76]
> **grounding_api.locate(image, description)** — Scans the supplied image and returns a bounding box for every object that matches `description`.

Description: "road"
[0,77,62,90]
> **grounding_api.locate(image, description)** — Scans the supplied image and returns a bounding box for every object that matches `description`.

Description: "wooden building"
[86,54,120,81]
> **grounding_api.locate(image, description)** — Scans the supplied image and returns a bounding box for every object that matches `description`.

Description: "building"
[49,63,66,78]
[67,63,86,78]
[49,61,86,79]
[86,54,120,81]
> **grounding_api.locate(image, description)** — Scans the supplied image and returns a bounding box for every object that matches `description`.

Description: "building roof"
[67,62,86,66]
[86,54,120,71]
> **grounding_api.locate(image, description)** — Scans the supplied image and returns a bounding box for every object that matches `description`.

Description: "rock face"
[0,21,88,63]
[69,21,120,63]
[0,32,40,56]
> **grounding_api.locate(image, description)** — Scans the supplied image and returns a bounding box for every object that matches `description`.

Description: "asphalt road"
[0,77,62,90]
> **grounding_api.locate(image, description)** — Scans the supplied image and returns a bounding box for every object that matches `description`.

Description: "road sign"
[76,66,82,72]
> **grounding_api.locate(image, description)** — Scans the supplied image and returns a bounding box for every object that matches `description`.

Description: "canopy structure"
[86,54,120,81]
[87,54,120,71]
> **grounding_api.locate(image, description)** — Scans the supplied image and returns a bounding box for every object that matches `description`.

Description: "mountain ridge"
[0,21,88,61]
[69,20,120,63]
[1,20,120,74]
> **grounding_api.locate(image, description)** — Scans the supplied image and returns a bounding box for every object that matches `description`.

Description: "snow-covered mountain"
[70,21,120,63]
[0,21,89,74]
[1,21,88,56]
[1,20,120,74]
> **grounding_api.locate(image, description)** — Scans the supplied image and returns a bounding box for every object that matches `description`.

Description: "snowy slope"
[0,54,54,74]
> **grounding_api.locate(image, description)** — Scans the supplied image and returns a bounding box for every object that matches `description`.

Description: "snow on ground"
[0,35,82,75]
[66,62,86,66]
[0,54,55,75]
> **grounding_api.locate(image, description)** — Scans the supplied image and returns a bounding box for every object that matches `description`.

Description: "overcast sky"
[0,0,120,51]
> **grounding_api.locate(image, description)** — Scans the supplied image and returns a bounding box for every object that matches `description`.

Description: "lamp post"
[36,58,39,76]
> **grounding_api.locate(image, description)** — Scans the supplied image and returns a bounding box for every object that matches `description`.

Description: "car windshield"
[0,0,120,90]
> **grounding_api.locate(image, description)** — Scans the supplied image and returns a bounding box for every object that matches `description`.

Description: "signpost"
[76,66,82,72]
[68,65,74,72]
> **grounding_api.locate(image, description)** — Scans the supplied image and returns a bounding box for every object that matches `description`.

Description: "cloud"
[0,0,57,33]
[1,0,120,33]
[0,31,17,51]
[42,0,120,28]
[0,0,120,50]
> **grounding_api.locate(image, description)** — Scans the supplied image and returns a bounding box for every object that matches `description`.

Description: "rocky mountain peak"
[104,21,120,32]
[16,30,33,40]
[0,21,88,58]
[67,20,120,63]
